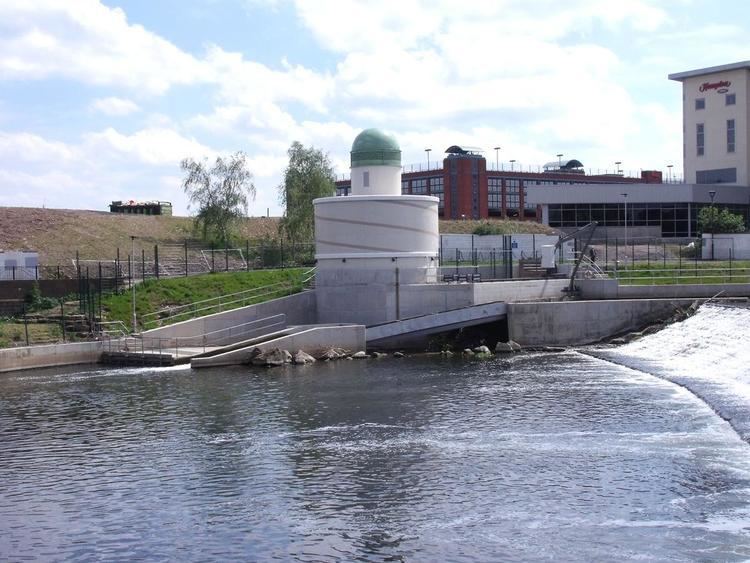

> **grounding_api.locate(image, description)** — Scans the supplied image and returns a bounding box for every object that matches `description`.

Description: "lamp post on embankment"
[131,235,137,333]
[709,190,716,260]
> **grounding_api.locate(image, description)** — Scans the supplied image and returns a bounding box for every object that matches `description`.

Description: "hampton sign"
[699,80,731,93]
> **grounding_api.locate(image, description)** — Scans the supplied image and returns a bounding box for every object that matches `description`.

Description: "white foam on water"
[603,303,750,441]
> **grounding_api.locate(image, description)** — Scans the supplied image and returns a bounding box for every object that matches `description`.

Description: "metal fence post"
[184,239,189,277]
[246,240,250,271]
[211,242,215,272]
[60,299,66,343]
[225,243,229,271]
[23,304,29,347]
[141,249,145,282]
[154,244,159,279]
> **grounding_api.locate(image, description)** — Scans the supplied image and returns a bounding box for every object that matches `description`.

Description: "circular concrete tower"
[313,129,440,325]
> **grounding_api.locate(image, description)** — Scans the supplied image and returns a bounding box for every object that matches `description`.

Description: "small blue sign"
[511,241,518,249]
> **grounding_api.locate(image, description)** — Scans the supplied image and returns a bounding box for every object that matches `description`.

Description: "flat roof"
[668,61,750,81]
[525,183,750,205]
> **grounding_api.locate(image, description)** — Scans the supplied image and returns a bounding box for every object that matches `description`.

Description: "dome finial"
[351,128,401,168]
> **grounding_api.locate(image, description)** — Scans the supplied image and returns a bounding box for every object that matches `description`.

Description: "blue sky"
[1,0,748,216]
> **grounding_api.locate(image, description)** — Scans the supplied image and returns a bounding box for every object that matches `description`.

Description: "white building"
[669,61,750,186]
[0,251,39,280]
[313,128,440,324]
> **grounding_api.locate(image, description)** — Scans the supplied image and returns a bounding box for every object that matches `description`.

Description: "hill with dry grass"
[0,207,553,266]
[0,207,280,264]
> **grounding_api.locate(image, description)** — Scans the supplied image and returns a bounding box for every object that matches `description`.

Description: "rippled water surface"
[2,351,750,561]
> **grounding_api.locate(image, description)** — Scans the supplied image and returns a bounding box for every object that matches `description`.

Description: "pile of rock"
[455,341,523,358]
[247,347,406,367]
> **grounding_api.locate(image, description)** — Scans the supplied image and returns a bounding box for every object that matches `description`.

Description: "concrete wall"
[579,278,750,299]
[192,324,365,367]
[507,299,701,346]
[0,341,103,373]
[701,233,750,259]
[143,291,317,343]
[472,279,568,304]
[319,277,568,327]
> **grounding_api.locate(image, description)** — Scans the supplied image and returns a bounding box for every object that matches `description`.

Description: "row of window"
[548,203,749,237]
[695,93,736,110]
[696,120,735,156]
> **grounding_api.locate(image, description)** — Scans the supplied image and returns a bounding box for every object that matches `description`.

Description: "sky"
[0,0,749,217]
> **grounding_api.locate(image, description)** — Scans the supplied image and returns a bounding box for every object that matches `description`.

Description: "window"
[695,98,705,110]
[728,119,735,153]
[336,184,350,197]
[401,180,409,195]
[488,178,502,211]
[363,171,369,187]
[505,179,520,215]
[697,123,704,156]
[429,176,444,208]
[726,93,736,105]
[411,178,427,194]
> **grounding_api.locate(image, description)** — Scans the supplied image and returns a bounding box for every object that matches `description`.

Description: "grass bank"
[102,268,306,330]
[610,260,750,285]
[0,321,62,348]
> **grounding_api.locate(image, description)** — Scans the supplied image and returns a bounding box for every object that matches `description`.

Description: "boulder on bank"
[352,351,369,359]
[393,351,405,358]
[251,348,292,366]
[473,345,492,355]
[292,350,316,365]
[495,340,522,353]
[463,348,475,356]
[317,347,350,361]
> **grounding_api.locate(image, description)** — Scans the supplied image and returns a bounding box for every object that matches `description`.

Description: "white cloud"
[0,131,78,162]
[90,97,140,116]
[0,0,208,94]
[84,127,214,166]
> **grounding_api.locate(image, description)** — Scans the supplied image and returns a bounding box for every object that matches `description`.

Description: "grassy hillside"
[102,268,305,330]
[0,207,553,266]
[439,219,554,235]
[0,207,280,265]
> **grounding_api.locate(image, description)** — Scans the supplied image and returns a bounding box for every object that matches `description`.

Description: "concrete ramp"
[366,302,507,346]
[191,324,365,368]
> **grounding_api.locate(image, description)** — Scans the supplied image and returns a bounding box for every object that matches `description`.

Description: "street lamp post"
[425,148,432,170]
[130,235,137,334]
[556,153,563,169]
[615,161,622,175]
[709,190,716,260]
[493,146,501,171]
[621,193,628,246]
[667,164,673,182]
[509,159,516,171]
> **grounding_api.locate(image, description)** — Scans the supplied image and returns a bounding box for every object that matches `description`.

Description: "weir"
[595,303,750,442]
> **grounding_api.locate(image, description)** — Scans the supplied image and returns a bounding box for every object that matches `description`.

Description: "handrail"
[141,279,302,328]
[103,314,287,356]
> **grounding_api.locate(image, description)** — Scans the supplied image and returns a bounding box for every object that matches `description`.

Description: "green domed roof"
[351,128,401,168]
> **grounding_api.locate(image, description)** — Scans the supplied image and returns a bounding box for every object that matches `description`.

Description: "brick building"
[335,145,661,221]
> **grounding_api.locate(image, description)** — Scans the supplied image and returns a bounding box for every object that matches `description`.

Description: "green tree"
[278,142,335,242]
[181,152,255,245]
[697,206,745,234]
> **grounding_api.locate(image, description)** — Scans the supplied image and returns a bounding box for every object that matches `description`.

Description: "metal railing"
[104,314,287,357]
[141,280,303,328]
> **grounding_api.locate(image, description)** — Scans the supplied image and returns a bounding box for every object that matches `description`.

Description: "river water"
[2,305,750,561]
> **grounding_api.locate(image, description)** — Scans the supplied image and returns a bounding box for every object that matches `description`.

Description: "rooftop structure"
[110,200,173,216]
